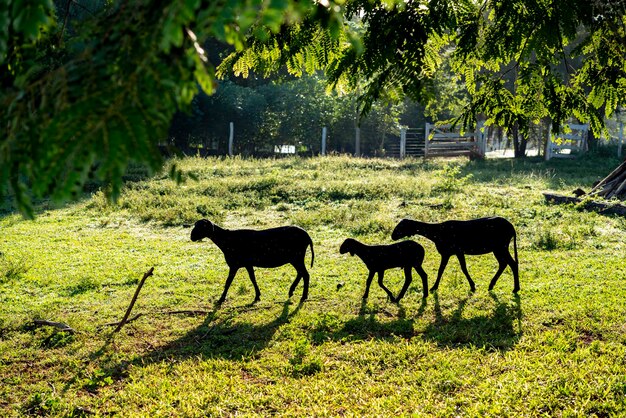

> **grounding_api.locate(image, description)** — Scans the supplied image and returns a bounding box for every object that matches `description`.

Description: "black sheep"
[191,219,314,304]
[339,238,428,301]
[392,217,519,293]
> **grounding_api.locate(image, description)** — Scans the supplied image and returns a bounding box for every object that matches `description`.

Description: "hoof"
[513,288,520,293]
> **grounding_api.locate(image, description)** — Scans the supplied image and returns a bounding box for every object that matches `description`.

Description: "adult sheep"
[191,219,314,304]
[392,217,519,293]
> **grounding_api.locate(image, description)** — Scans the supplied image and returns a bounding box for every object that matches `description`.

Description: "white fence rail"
[424,123,486,158]
[545,123,589,161]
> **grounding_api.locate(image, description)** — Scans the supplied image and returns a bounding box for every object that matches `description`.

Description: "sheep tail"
[309,239,315,268]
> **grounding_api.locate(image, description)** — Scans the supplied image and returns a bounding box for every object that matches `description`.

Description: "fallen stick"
[113,267,154,333]
[33,319,76,334]
[101,313,143,328]
[543,193,626,216]
[164,310,212,316]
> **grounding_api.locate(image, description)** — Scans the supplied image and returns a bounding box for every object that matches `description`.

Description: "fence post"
[228,122,234,157]
[618,121,623,158]
[424,123,431,157]
[321,127,327,156]
[400,128,407,158]
[545,124,552,161]
[476,121,486,157]
[355,127,361,156]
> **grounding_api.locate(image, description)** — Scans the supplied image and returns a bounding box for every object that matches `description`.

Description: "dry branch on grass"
[33,319,76,334]
[112,267,154,333]
[589,160,626,200]
[544,159,626,216]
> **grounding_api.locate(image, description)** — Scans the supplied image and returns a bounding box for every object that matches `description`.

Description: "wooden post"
[476,121,486,157]
[321,127,327,156]
[618,121,623,158]
[545,124,552,161]
[400,127,407,158]
[228,122,234,157]
[424,123,431,157]
[355,127,361,156]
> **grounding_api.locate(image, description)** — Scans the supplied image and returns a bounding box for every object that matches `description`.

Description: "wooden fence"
[545,123,589,161]
[423,123,486,158]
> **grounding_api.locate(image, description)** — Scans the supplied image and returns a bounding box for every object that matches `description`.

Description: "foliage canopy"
[2,0,625,215]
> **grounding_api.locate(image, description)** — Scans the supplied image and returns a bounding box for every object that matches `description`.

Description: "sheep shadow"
[142,300,303,362]
[310,293,522,352]
[421,292,522,350]
[312,299,425,343]
[85,299,303,390]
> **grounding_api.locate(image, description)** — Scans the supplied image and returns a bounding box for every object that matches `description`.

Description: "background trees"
[226,0,625,155]
[167,74,409,157]
[2,0,625,215]
[1,0,341,215]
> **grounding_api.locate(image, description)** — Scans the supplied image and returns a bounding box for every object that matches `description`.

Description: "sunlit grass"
[1,154,625,416]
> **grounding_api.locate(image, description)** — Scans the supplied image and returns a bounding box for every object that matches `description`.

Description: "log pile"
[588,160,626,200]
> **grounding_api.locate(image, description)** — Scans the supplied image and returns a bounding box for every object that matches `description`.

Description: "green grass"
[1,154,625,416]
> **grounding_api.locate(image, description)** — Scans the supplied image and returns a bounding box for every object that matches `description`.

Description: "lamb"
[339,238,428,302]
[391,217,519,293]
[190,219,314,304]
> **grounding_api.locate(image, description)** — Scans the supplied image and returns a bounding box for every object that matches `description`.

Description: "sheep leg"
[362,271,375,299]
[300,269,310,302]
[377,271,395,301]
[288,275,301,298]
[244,266,262,302]
[489,251,519,292]
[430,254,451,292]
[395,266,413,302]
[289,261,309,302]
[218,268,239,304]
[456,254,476,292]
[415,264,429,299]
[511,256,520,293]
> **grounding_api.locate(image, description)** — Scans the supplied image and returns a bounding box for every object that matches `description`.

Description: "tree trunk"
[511,122,528,158]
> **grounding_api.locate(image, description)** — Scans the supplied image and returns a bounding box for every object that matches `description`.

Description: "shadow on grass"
[79,299,304,395]
[89,299,304,368]
[145,299,304,362]
[422,292,523,350]
[310,293,522,351]
[461,155,621,190]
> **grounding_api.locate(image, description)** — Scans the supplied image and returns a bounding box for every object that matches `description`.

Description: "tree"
[3,0,625,216]
[1,0,340,216]
[224,0,625,156]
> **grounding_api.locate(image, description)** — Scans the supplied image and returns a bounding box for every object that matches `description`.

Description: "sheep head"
[391,219,417,240]
[191,219,214,242]
[339,238,356,256]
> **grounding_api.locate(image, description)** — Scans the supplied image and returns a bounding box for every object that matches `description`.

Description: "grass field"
[1,154,625,416]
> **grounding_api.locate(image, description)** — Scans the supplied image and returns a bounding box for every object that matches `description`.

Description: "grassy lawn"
[1,154,625,416]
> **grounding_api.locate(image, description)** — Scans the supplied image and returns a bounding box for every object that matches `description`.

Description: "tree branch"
[113,267,154,333]
[33,319,76,334]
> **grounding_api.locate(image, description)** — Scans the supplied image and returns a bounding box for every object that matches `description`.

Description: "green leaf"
[13,6,44,39]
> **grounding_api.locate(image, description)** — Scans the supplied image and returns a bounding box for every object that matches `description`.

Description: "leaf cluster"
[1,0,318,217]
[223,0,625,136]
[453,0,626,135]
